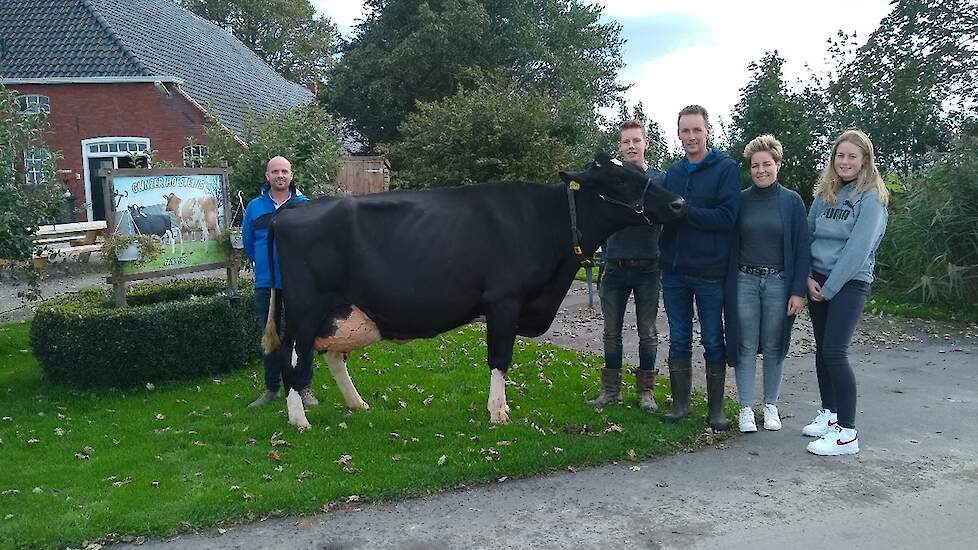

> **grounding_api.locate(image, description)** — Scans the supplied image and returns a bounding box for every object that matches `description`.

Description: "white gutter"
[1,76,184,85]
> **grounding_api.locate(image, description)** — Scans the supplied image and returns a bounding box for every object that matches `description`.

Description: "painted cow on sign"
[163,193,220,251]
[128,204,182,254]
[262,154,686,430]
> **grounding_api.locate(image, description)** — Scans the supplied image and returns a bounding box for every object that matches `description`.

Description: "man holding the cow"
[243,156,318,408]
[659,105,741,431]
[586,119,665,413]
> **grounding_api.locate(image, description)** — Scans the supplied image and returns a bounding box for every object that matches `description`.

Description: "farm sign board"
[103,168,231,279]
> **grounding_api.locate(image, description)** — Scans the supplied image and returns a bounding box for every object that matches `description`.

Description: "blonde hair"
[814,129,889,206]
[743,134,783,164]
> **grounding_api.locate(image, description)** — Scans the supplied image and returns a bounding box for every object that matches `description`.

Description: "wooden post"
[112,269,127,308]
[227,253,239,294]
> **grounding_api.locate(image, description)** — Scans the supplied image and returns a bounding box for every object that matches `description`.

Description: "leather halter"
[566,176,656,267]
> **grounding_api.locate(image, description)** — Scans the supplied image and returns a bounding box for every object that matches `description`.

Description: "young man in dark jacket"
[243,156,316,408]
[586,119,664,413]
[659,105,741,430]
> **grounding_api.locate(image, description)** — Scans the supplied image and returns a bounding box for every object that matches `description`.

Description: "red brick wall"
[9,82,212,220]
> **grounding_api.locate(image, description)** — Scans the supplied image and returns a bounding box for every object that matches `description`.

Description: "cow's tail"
[262,288,280,353]
[261,218,281,354]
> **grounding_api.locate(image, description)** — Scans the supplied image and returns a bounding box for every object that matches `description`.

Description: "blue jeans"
[734,271,787,406]
[254,287,314,392]
[661,272,726,364]
[599,263,660,371]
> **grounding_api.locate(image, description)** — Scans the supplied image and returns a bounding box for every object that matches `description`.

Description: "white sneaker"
[807,425,859,456]
[801,408,838,437]
[738,407,757,433]
[763,404,782,431]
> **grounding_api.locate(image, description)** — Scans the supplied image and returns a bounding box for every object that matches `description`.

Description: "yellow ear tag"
[569,180,581,190]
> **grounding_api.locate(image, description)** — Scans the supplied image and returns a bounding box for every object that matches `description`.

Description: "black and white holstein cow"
[128,204,181,254]
[262,153,686,430]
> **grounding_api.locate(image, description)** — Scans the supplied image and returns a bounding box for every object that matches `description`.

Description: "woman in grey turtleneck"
[727,135,810,434]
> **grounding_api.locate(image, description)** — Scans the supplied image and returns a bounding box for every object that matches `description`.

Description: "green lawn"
[0,321,732,550]
[867,287,978,324]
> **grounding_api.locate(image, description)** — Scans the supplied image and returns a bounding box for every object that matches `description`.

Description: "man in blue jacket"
[243,155,316,408]
[659,105,741,430]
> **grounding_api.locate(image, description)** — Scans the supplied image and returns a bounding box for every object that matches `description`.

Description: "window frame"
[182,144,209,168]
[16,94,51,115]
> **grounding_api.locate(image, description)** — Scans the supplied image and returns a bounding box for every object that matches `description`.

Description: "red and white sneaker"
[801,408,838,437]
[807,425,859,456]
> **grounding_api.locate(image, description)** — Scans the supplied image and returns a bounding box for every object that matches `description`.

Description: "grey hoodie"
[807,182,888,300]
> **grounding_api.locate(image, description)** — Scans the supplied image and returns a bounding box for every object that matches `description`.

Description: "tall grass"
[876,136,978,304]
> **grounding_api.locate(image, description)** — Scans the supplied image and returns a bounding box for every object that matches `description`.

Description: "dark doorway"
[87,158,114,221]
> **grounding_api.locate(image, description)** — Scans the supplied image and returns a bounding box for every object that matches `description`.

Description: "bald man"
[243,156,317,408]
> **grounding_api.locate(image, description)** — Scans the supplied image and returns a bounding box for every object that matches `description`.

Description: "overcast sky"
[310,0,893,147]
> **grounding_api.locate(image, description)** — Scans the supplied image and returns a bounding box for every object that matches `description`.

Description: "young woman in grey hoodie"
[803,129,890,456]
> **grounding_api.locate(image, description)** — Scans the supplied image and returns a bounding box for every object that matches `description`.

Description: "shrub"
[30,279,260,387]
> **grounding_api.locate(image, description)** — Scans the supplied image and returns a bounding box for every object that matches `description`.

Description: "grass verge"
[0,321,733,549]
[867,288,978,324]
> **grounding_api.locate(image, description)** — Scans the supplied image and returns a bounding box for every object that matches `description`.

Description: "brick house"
[0,0,313,221]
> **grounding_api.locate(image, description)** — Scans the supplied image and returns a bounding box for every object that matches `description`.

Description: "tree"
[178,0,340,83]
[327,0,625,148]
[202,103,344,209]
[381,76,578,188]
[729,51,823,203]
[822,0,978,173]
[0,86,62,263]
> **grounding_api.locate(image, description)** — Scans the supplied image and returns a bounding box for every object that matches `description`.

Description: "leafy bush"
[381,76,582,188]
[202,102,343,205]
[0,85,63,261]
[876,135,978,303]
[30,279,260,387]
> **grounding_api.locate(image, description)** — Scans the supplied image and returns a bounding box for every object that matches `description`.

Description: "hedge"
[29,279,260,387]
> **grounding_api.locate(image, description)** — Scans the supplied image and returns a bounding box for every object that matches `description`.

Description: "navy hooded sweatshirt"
[659,149,741,278]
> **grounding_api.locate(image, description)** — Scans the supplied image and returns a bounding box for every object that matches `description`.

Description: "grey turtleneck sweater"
[737,183,784,270]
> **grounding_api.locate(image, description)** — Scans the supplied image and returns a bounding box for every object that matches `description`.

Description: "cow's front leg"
[486,300,519,424]
[488,368,510,424]
[325,351,370,410]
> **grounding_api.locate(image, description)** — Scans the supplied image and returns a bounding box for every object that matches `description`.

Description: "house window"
[88,141,147,154]
[25,148,49,185]
[182,144,208,167]
[16,95,50,115]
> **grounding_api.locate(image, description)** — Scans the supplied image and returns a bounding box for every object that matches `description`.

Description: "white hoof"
[490,407,510,424]
[347,399,370,411]
[286,389,311,431]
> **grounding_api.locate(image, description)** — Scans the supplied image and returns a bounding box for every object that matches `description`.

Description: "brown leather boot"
[635,369,657,412]
[706,362,731,431]
[586,368,622,408]
[663,358,692,422]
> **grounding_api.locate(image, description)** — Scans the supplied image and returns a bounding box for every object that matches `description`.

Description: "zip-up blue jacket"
[659,149,742,277]
[242,184,308,289]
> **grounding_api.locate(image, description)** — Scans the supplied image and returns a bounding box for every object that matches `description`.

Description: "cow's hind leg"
[285,348,312,431]
[486,299,520,424]
[324,351,370,410]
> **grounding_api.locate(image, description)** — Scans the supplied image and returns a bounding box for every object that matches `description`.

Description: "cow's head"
[127,204,147,218]
[559,153,686,224]
[162,193,181,213]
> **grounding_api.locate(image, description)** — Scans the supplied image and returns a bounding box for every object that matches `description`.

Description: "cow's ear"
[593,152,613,166]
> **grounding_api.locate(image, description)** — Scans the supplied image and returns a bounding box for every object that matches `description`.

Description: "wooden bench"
[33,221,107,268]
